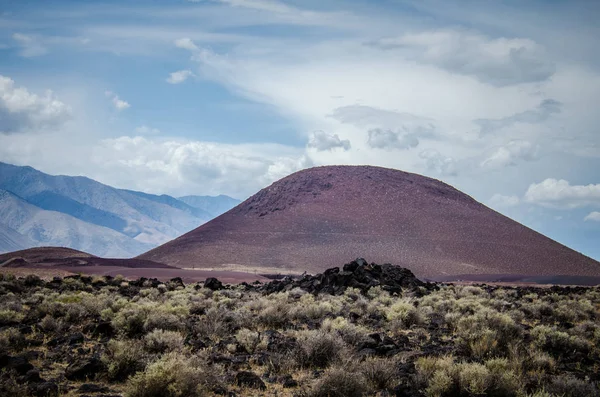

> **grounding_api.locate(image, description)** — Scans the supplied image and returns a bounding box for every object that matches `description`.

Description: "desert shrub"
[426,370,454,397]
[415,355,455,386]
[0,328,25,353]
[235,328,261,353]
[125,353,213,397]
[103,339,146,381]
[291,294,340,322]
[194,307,230,340]
[360,357,398,390]
[546,374,599,397]
[39,314,61,332]
[294,330,346,369]
[144,330,185,354]
[485,358,521,396]
[526,350,556,372]
[555,299,595,323]
[531,325,592,355]
[386,299,425,328]
[321,317,370,346]
[257,299,291,328]
[112,305,148,337]
[144,311,184,332]
[458,362,491,395]
[417,356,522,397]
[0,309,24,325]
[65,303,88,323]
[307,367,369,397]
[521,301,554,319]
[456,309,521,358]
[457,286,485,298]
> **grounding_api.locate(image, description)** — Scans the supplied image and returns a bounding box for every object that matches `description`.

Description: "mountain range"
[0,162,240,257]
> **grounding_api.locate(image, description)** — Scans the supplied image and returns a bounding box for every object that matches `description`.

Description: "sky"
[0,0,599,260]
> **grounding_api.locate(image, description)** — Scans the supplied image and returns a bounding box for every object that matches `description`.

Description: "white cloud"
[489,194,520,208]
[525,179,600,209]
[105,91,130,111]
[135,125,161,135]
[174,37,199,51]
[584,212,600,222]
[307,130,350,151]
[94,136,310,197]
[370,29,555,86]
[12,33,47,57]
[367,128,419,150]
[418,149,457,176]
[166,70,193,84]
[206,0,295,13]
[481,140,539,169]
[0,75,71,134]
[475,99,561,135]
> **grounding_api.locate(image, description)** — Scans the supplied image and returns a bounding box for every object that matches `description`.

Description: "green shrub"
[103,339,146,381]
[294,330,346,369]
[124,353,212,397]
[360,357,398,390]
[144,330,184,354]
[307,367,369,397]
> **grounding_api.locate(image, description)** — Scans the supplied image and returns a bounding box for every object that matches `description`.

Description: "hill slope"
[0,223,37,254]
[140,166,600,278]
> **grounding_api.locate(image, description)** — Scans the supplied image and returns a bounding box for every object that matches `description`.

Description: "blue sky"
[0,0,599,261]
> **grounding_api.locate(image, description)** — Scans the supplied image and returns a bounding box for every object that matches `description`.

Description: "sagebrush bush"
[103,339,146,381]
[294,330,346,369]
[360,357,398,390]
[307,367,369,397]
[144,329,185,354]
[125,353,213,397]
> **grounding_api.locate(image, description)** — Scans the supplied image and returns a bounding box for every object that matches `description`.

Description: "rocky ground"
[0,259,599,396]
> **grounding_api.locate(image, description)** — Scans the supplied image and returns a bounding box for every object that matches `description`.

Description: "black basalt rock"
[256,258,432,296]
[204,277,224,291]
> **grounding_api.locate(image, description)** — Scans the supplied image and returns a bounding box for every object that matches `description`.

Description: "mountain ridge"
[0,162,239,256]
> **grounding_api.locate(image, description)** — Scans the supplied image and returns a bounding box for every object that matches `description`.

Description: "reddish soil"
[139,165,600,279]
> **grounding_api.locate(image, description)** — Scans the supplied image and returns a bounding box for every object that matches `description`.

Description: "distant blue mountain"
[0,162,240,256]
[26,191,128,234]
[178,194,241,217]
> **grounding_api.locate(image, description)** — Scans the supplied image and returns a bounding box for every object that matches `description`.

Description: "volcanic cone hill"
[0,246,171,269]
[139,166,600,279]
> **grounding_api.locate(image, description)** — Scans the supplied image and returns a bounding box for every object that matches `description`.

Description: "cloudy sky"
[0,0,599,260]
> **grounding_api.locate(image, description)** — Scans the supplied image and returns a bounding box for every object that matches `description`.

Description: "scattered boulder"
[204,277,224,291]
[65,356,104,380]
[279,374,298,388]
[78,383,111,393]
[30,381,59,397]
[0,354,34,375]
[235,371,266,390]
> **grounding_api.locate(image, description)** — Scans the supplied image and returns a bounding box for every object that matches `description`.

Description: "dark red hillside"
[139,166,600,278]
